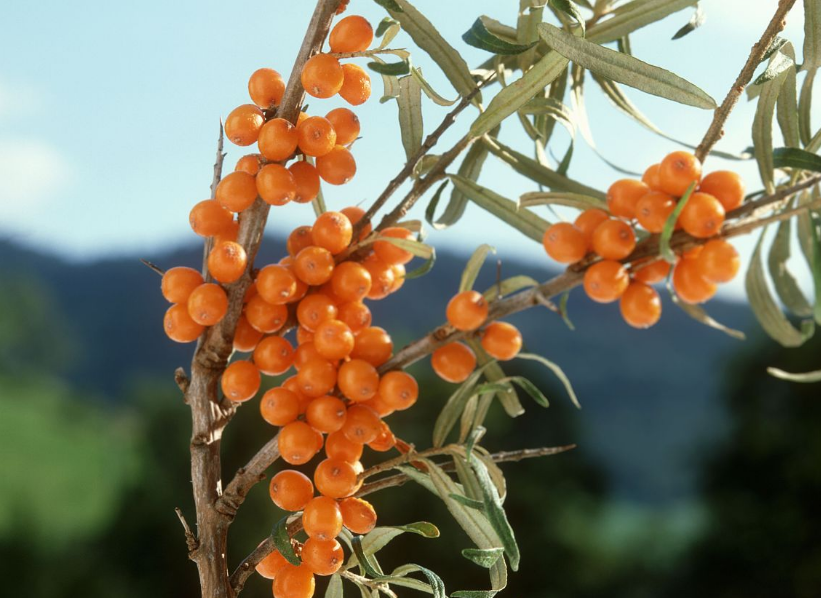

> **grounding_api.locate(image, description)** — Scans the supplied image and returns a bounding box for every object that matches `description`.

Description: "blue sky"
[0,1,813,298]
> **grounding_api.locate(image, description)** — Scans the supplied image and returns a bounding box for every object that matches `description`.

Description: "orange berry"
[389,264,405,293]
[339,497,376,534]
[294,246,336,285]
[607,179,649,220]
[699,171,745,212]
[642,163,662,190]
[297,116,338,158]
[325,430,363,463]
[313,212,353,255]
[542,222,586,263]
[331,262,372,302]
[297,358,338,398]
[679,192,725,238]
[273,564,315,598]
[248,67,285,109]
[351,326,393,366]
[270,469,314,511]
[306,396,347,433]
[631,259,671,285]
[636,191,676,233]
[574,208,610,247]
[302,54,344,99]
[256,549,288,580]
[329,16,374,53]
[279,421,321,465]
[340,206,370,238]
[361,254,395,300]
[260,387,301,426]
[221,360,260,402]
[338,359,379,402]
[339,63,371,106]
[161,267,204,303]
[235,154,262,176]
[234,314,264,352]
[378,371,418,411]
[208,241,248,283]
[316,146,356,185]
[245,295,288,333]
[296,326,315,345]
[314,458,358,499]
[314,319,355,360]
[225,104,264,146]
[583,260,629,303]
[619,282,662,329]
[294,342,329,371]
[374,227,414,266]
[258,118,299,162]
[446,290,489,331]
[297,294,338,332]
[254,336,295,376]
[257,163,297,206]
[257,265,298,305]
[326,108,360,146]
[301,538,344,576]
[658,151,702,197]
[695,239,740,283]
[190,199,234,237]
[481,322,522,361]
[188,283,229,326]
[302,496,343,540]
[673,257,717,304]
[164,303,205,343]
[431,342,476,383]
[216,171,258,213]
[290,162,321,204]
[367,420,396,452]
[591,219,636,260]
[214,220,240,246]
[363,394,395,417]
[288,226,315,257]
[337,301,372,334]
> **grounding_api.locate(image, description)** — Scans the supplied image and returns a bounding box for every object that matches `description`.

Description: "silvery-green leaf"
[773,146,821,172]
[659,183,697,263]
[325,574,343,598]
[397,75,424,159]
[754,62,791,193]
[411,67,458,106]
[767,214,813,317]
[516,352,581,408]
[467,454,520,571]
[432,365,491,447]
[671,4,705,40]
[767,367,821,382]
[462,547,505,569]
[272,515,300,566]
[549,0,586,35]
[669,290,747,340]
[460,244,496,292]
[519,191,608,210]
[799,69,815,147]
[463,16,538,55]
[587,0,698,44]
[804,0,821,70]
[481,275,539,301]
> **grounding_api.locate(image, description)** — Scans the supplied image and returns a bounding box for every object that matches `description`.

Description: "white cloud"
[0,139,73,221]
[0,80,42,121]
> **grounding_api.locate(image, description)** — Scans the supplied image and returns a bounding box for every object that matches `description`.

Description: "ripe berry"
[607,179,649,220]
[215,220,240,245]
[279,421,321,465]
[361,254,395,299]
[339,63,371,106]
[658,151,702,197]
[378,371,418,411]
[636,191,676,233]
[260,387,301,426]
[390,265,405,293]
[642,163,662,190]
[446,290,488,331]
[258,118,299,162]
[273,563,315,598]
[632,259,671,285]
[326,108,360,145]
[216,171,258,213]
[306,396,347,433]
[337,301,372,334]
[673,257,717,304]
[245,295,288,333]
[236,154,262,176]
[679,192,725,238]
[698,170,745,212]
[188,283,229,326]
[374,227,415,265]
[481,322,523,361]
[695,239,740,283]
[313,212,353,255]
[270,469,314,511]
[316,146,356,185]
[329,15,374,53]
[314,319,355,360]
[258,265,298,305]
[338,359,379,402]
[351,326,393,366]
[190,199,234,237]
[620,282,662,329]
[542,222,586,263]
[289,162,321,204]
[248,67,285,109]
[331,262,372,302]
[592,219,636,260]
[297,358,338,397]
[164,304,205,343]
[221,360,260,402]
[339,497,376,534]
[208,241,247,283]
[431,342,476,383]
[256,549,288,580]
[234,314,264,352]
[294,247,336,285]
[288,226,315,257]
[297,116,338,158]
[225,104,264,146]
[574,208,610,247]
[301,537,344,576]
[315,458,358,498]
[162,267,204,303]
[254,336,295,376]
[302,496,343,540]
[583,260,629,303]
[368,421,396,452]
[257,163,297,206]
[302,54,345,99]
[325,430,363,463]
[294,342,330,371]
[297,294,338,331]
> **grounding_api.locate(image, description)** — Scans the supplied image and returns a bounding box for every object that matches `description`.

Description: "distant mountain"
[0,237,757,505]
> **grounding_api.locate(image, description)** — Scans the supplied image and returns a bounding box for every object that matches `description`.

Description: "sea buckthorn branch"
[203,123,227,281]
[216,433,281,519]
[694,0,797,162]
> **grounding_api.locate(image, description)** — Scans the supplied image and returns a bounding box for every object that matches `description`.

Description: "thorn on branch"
[140,259,165,276]
[175,367,190,397]
[175,507,199,557]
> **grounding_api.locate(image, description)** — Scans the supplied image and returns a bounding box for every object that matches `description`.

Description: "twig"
[140,259,165,276]
[203,122,226,281]
[175,507,199,556]
[726,196,821,237]
[216,434,281,520]
[694,0,797,162]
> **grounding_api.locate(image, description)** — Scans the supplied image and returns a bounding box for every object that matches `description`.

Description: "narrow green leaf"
[370,235,434,259]
[463,16,538,55]
[460,244,496,292]
[773,146,821,173]
[659,182,697,263]
[382,564,446,598]
[451,494,486,510]
[404,246,437,280]
[467,339,524,420]
[449,175,551,243]
[519,191,608,210]
[754,64,790,193]
[374,0,403,11]
[397,75,424,159]
[462,547,505,569]
[767,215,813,317]
[452,592,499,598]
[375,17,399,38]
[669,291,747,340]
[371,56,401,103]
[671,4,705,40]
[350,535,382,578]
[752,48,793,86]
[768,367,821,382]
[432,365,490,447]
[799,68,815,147]
[481,275,539,301]
[325,574,344,598]
[507,376,550,408]
[804,0,821,70]
[369,60,411,76]
[516,352,581,408]
[776,58,800,148]
[272,515,300,566]
[587,0,699,44]
[549,0,586,36]
[411,67,458,106]
[810,202,821,325]
[539,23,716,109]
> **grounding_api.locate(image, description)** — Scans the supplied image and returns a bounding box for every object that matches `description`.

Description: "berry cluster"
[543,151,744,329]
